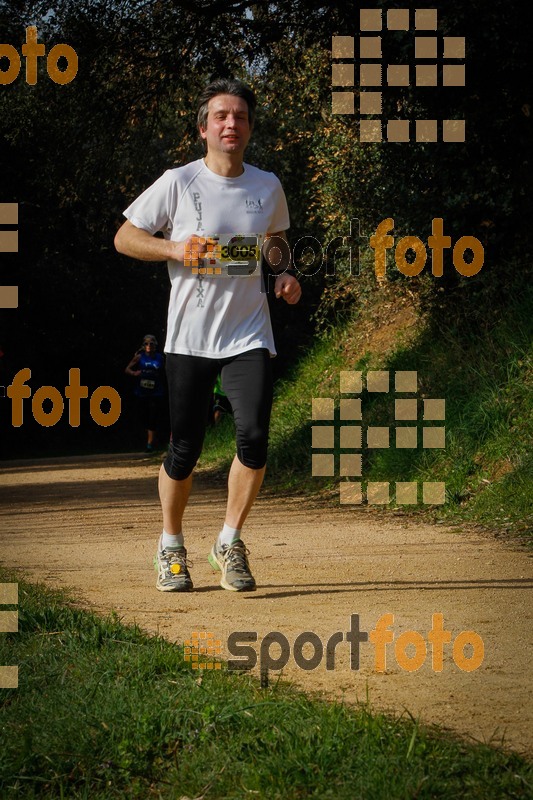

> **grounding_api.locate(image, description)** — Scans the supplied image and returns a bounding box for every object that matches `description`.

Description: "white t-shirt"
[123,158,290,358]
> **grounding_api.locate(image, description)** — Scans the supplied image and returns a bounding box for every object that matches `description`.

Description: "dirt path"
[1,453,532,756]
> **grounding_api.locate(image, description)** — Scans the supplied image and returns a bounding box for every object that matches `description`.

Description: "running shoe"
[208,539,256,592]
[154,546,193,592]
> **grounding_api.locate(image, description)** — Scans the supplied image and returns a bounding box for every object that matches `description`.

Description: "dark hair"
[196,78,257,132]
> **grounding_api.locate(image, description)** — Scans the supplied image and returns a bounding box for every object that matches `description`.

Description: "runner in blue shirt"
[125,334,166,452]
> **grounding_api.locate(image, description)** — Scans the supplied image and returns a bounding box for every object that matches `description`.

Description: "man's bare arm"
[114,219,184,262]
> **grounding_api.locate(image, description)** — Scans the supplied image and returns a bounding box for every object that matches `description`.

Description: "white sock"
[217,523,241,548]
[160,530,184,550]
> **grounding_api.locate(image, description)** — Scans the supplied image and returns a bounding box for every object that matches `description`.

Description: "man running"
[114,78,301,593]
[124,334,166,452]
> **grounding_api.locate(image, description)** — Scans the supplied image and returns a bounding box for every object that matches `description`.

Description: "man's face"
[199,94,252,157]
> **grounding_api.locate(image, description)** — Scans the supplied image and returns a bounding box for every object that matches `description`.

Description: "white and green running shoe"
[208,539,256,592]
[154,546,193,592]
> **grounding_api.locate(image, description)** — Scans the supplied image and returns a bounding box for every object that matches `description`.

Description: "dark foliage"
[0,0,529,454]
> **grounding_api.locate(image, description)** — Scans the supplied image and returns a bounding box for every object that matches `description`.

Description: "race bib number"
[189,233,264,278]
[140,379,155,390]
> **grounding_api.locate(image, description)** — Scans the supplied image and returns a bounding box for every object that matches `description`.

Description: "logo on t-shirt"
[192,191,204,231]
[246,198,264,214]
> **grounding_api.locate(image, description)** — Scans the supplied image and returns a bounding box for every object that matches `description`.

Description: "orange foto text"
[6,368,121,427]
[0,26,78,85]
[370,218,484,278]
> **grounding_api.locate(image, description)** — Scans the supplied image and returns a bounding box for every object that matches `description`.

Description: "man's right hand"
[181,235,219,266]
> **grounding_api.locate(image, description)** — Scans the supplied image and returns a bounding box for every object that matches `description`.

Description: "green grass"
[1,574,531,799]
[201,285,532,538]
[359,292,532,537]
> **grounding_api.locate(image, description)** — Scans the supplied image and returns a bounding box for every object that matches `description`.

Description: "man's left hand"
[274,273,302,304]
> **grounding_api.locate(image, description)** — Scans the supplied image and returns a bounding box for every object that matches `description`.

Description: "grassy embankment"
[1,574,531,798]
[203,281,532,540]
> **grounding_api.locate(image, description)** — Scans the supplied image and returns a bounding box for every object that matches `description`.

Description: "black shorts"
[164,348,273,480]
[136,394,165,432]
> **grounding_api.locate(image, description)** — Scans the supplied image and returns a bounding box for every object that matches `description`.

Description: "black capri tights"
[164,348,273,480]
